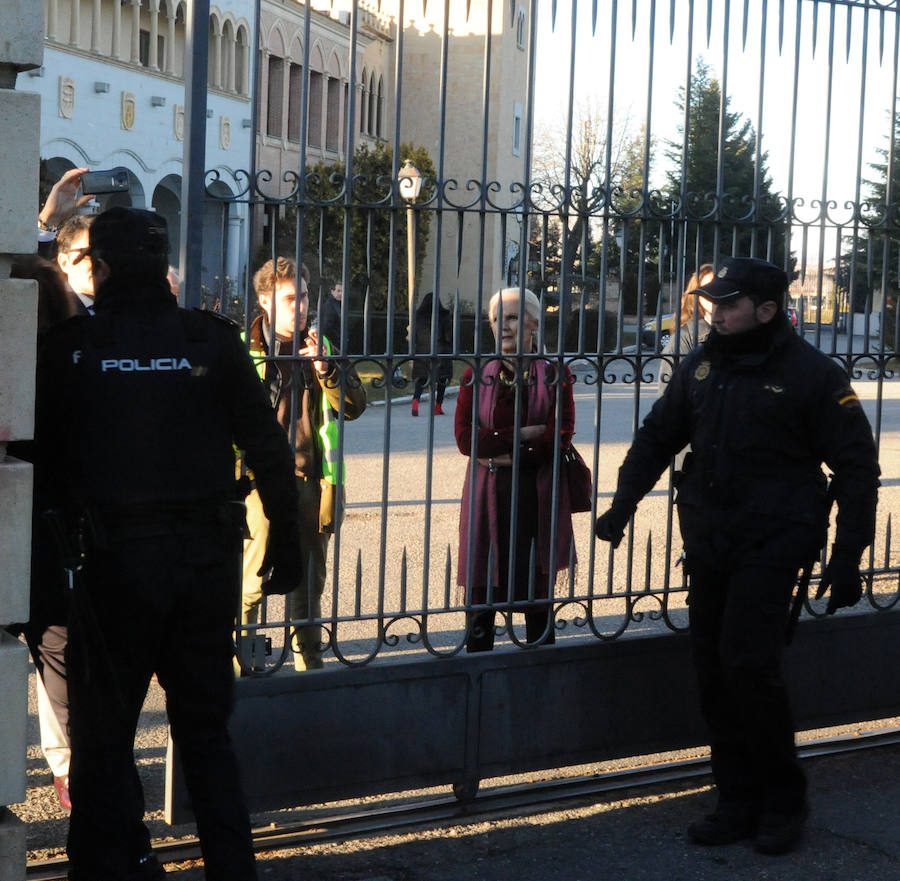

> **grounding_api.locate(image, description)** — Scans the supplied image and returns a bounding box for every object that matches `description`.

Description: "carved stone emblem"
[59,77,75,119]
[121,92,135,130]
[174,104,184,141]
[220,116,231,150]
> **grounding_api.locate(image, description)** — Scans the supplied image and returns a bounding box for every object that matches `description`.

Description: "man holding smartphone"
[239,257,366,672]
[37,167,99,312]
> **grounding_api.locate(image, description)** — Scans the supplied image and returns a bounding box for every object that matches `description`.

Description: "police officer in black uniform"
[34,207,302,881]
[595,257,879,855]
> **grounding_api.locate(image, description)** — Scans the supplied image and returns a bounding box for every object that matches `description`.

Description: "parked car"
[786,305,799,328]
[642,313,676,349]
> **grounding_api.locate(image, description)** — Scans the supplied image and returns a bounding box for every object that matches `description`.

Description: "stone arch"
[326,49,343,80]
[222,18,235,91]
[265,22,287,58]
[288,35,303,65]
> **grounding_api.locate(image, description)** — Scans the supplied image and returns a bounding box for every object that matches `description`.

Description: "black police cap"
[692,257,788,304]
[82,206,169,263]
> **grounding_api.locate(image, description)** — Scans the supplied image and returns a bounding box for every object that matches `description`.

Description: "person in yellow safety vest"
[240,257,366,671]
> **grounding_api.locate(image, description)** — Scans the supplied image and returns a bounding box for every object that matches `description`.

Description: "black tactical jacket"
[611,313,879,566]
[34,278,298,528]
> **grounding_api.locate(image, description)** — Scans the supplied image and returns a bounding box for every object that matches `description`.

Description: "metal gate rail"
[26,726,900,881]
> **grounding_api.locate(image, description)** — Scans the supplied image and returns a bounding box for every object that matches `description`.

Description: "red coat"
[455,358,577,599]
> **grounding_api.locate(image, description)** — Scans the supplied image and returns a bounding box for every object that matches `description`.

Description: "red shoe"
[411,400,419,416]
[434,402,445,416]
[54,775,71,811]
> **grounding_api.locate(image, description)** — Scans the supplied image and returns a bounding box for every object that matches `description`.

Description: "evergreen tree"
[838,112,900,346]
[664,59,787,269]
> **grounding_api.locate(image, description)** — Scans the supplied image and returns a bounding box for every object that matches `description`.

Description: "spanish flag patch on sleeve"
[835,387,861,410]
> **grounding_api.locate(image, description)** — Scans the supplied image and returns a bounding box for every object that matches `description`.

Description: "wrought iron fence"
[210,0,900,671]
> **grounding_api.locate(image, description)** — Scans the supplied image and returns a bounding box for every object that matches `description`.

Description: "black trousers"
[687,560,807,816]
[65,520,256,881]
[466,604,555,652]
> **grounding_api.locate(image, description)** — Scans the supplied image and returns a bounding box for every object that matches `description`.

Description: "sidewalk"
[162,741,900,881]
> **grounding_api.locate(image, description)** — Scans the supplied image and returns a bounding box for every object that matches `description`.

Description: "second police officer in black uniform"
[34,207,303,881]
[595,257,879,855]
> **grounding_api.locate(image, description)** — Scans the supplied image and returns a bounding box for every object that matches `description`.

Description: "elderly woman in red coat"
[455,287,577,652]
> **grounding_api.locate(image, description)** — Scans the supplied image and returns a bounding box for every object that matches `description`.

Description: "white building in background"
[29,0,256,301]
[255,0,529,307]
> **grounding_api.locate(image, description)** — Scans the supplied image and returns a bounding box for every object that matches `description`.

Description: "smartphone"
[81,166,130,195]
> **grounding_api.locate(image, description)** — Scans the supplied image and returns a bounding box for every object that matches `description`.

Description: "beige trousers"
[241,479,330,670]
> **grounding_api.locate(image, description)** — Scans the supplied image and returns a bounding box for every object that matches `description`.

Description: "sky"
[531,0,900,267]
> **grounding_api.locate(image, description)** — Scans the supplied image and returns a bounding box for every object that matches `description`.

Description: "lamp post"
[398,159,423,342]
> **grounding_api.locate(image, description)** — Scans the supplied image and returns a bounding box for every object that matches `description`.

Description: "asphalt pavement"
[159,736,900,881]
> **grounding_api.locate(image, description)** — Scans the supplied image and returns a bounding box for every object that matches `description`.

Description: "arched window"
[207,16,221,88]
[307,46,325,150]
[359,67,369,135]
[367,71,376,136]
[235,24,250,95]
[222,19,236,92]
[325,54,342,153]
[376,75,384,138]
[267,55,285,138]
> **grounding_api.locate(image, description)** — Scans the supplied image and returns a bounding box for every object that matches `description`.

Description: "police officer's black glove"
[815,545,864,614]
[594,506,631,549]
[258,521,303,596]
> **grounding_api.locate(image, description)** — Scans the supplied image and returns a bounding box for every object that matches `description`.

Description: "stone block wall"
[0,1,45,876]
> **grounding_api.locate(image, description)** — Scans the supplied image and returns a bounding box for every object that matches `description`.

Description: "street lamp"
[398,159,423,340]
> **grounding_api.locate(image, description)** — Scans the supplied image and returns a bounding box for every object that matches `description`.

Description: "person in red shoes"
[410,292,453,416]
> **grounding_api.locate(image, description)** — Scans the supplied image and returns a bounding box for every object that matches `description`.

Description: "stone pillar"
[130,0,142,65]
[210,23,222,89]
[47,0,59,41]
[0,3,43,878]
[165,9,176,75]
[226,212,242,282]
[148,0,160,70]
[111,0,122,59]
[225,32,236,92]
[69,0,80,47]
[91,0,102,53]
[242,42,251,96]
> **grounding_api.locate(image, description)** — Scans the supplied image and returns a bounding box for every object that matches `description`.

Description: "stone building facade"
[0,5,43,877]
[256,0,530,310]
[32,0,255,301]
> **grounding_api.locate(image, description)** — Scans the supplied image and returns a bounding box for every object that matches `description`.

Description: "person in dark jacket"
[595,257,879,855]
[317,280,344,347]
[241,257,366,671]
[33,207,302,881]
[410,292,453,416]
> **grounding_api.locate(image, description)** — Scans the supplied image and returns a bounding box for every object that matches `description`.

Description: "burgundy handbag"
[563,445,593,513]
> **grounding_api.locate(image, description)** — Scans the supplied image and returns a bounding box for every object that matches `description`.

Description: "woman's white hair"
[488,287,541,324]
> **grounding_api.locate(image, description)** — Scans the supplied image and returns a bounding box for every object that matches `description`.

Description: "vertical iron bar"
[180,0,211,310]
